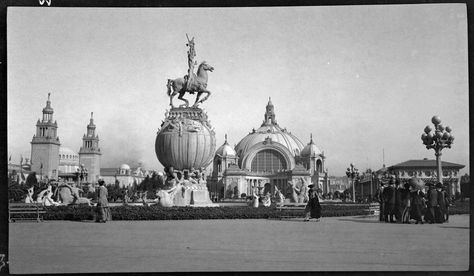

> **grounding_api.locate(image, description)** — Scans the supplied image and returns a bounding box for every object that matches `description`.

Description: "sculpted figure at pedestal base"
[57,184,91,206]
[25,186,35,203]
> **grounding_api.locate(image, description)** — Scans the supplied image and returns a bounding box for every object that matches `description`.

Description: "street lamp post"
[421,116,454,184]
[346,164,359,202]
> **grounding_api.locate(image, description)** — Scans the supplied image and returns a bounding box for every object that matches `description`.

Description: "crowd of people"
[377,178,451,224]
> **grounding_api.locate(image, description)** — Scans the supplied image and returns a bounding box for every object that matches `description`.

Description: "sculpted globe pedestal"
[155,107,217,207]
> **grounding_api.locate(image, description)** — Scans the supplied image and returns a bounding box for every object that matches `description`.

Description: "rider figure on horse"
[184,34,197,92]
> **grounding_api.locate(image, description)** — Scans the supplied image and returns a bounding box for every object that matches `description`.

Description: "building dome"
[215,134,236,157]
[235,124,304,158]
[120,164,130,170]
[300,134,322,157]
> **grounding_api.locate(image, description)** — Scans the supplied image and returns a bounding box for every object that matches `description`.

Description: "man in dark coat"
[394,180,403,223]
[443,185,451,222]
[382,179,396,222]
[435,182,446,223]
[425,183,438,224]
[375,182,386,222]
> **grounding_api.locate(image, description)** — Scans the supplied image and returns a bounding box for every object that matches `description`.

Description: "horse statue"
[167,61,214,108]
[56,184,91,206]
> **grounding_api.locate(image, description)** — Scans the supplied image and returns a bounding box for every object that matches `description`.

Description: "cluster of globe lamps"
[421,115,454,183]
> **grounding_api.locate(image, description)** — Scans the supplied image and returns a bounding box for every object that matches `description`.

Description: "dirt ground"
[8,214,469,273]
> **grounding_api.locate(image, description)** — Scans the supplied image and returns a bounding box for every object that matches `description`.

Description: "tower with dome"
[209,98,327,200]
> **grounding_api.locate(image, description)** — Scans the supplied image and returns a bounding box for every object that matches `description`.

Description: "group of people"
[378,178,451,224]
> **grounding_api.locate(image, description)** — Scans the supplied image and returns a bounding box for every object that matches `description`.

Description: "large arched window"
[250,149,287,172]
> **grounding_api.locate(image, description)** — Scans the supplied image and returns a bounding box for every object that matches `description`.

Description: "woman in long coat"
[304,185,321,221]
[410,189,424,224]
[400,183,411,223]
[96,180,112,222]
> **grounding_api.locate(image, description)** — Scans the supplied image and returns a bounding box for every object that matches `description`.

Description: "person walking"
[382,179,396,223]
[96,179,112,223]
[304,185,321,222]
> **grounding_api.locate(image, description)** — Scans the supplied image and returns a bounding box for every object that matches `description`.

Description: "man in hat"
[394,180,403,223]
[382,179,396,222]
[375,181,386,222]
[425,182,439,224]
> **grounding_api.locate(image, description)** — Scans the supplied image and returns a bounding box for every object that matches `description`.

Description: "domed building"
[209,98,328,200]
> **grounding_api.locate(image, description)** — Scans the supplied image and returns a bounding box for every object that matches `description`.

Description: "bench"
[9,203,46,223]
[276,203,307,219]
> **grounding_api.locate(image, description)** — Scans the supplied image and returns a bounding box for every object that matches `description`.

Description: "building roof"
[388,159,465,169]
[215,135,236,157]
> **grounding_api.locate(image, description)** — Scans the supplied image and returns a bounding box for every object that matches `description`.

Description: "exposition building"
[208,98,328,199]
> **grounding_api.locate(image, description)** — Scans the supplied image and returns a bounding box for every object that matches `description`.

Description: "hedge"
[32,200,469,221]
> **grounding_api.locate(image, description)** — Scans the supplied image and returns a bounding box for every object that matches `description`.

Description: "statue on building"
[166,35,214,108]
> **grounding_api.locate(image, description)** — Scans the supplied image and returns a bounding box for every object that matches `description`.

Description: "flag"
[40,163,43,169]
[20,155,23,165]
[8,155,11,162]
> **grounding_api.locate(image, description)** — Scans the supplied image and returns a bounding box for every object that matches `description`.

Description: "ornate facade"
[209,98,327,200]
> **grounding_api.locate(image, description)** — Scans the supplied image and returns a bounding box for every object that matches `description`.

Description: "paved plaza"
[9,215,469,273]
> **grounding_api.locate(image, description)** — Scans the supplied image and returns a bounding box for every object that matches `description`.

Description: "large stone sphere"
[156,116,216,171]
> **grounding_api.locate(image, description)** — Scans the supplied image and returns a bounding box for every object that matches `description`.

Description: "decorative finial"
[91,112,93,119]
[224,134,228,145]
[48,93,51,101]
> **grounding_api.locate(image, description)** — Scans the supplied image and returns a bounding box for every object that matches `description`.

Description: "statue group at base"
[155,166,216,207]
[25,183,92,206]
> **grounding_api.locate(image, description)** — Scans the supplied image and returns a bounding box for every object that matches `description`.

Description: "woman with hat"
[382,179,396,223]
[409,178,424,224]
[304,184,321,222]
[96,179,112,223]
[400,182,411,223]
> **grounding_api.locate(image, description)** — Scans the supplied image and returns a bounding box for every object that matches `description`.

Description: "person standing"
[304,185,321,221]
[435,183,446,223]
[400,183,411,223]
[443,185,451,222]
[375,182,385,222]
[394,180,403,223]
[410,186,424,224]
[382,179,396,223]
[96,180,112,223]
[425,183,438,224]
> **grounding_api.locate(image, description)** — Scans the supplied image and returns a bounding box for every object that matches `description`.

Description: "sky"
[7,4,469,176]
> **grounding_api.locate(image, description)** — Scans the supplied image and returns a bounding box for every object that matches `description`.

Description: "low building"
[100,164,151,188]
[387,158,465,195]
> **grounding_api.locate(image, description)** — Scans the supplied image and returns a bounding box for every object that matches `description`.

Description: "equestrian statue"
[167,34,214,108]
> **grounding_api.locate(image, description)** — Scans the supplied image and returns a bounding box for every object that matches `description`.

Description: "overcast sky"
[7,5,469,176]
